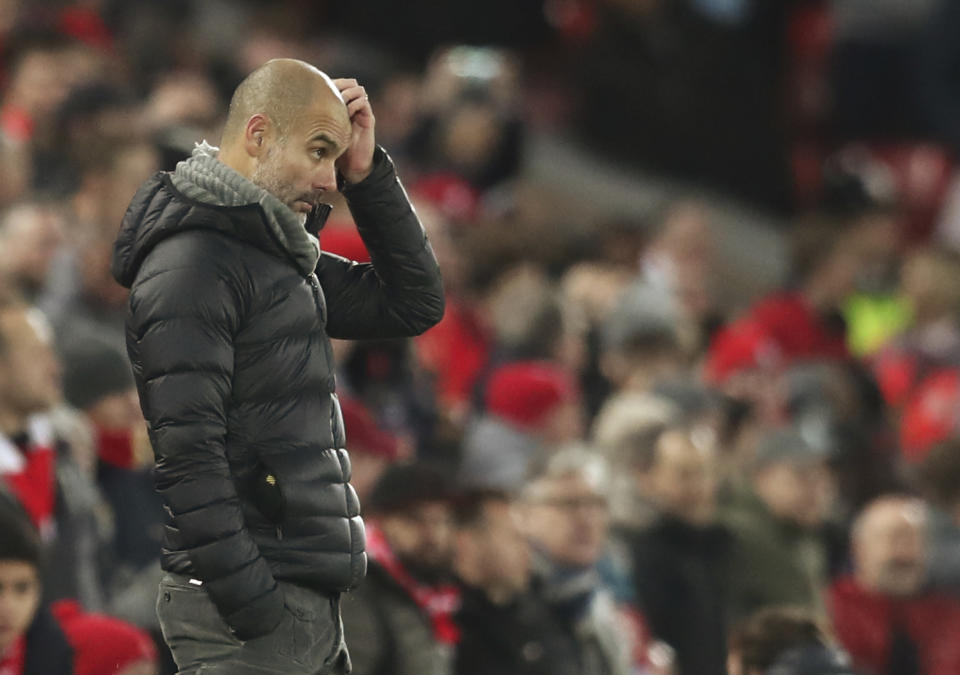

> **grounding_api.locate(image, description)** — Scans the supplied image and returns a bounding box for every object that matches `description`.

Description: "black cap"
[61,336,135,410]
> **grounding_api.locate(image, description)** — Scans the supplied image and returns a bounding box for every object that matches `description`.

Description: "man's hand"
[334,78,376,185]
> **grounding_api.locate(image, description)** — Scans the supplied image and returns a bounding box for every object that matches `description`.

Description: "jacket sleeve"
[317,146,445,340]
[129,239,284,640]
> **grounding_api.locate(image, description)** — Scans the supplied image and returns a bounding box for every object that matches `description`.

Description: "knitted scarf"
[365,521,461,644]
[171,141,320,275]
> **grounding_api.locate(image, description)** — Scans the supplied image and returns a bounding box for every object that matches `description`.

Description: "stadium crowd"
[2,0,960,674]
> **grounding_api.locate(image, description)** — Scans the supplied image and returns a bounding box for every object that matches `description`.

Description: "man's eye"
[313,149,327,159]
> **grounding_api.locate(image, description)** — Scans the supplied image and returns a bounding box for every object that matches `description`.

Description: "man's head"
[218,59,352,221]
[367,463,456,584]
[633,421,720,525]
[453,491,530,603]
[520,446,610,568]
[851,495,928,597]
[0,303,60,430]
[750,429,836,529]
[727,607,844,675]
[0,202,64,297]
[0,506,42,654]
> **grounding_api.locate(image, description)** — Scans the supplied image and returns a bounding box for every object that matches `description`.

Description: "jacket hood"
[111,172,331,288]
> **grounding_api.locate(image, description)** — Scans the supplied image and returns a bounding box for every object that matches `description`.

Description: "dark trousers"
[157,573,350,674]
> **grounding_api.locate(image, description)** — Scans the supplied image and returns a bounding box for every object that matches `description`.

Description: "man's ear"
[243,114,270,158]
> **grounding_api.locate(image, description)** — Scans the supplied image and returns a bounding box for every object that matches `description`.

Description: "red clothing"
[52,600,156,675]
[415,298,489,409]
[828,576,960,675]
[748,291,849,362]
[0,636,25,675]
[0,420,56,536]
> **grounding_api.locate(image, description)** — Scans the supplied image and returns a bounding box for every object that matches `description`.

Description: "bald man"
[111,59,444,674]
[828,496,960,675]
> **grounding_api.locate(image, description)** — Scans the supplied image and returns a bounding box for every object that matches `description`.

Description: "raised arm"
[318,145,444,339]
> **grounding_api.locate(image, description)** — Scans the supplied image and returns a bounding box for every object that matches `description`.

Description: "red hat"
[340,397,400,460]
[52,600,157,675]
[485,361,579,431]
[704,319,782,384]
[900,368,960,463]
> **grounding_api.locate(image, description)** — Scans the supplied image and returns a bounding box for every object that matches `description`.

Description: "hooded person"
[109,58,444,674]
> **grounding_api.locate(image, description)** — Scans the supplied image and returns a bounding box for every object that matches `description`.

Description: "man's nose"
[313,162,338,192]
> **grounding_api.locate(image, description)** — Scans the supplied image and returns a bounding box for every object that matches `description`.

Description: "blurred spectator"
[42,138,159,352]
[520,446,634,675]
[340,463,459,675]
[0,503,73,673]
[459,360,582,492]
[727,606,853,675]
[598,282,687,398]
[591,391,679,533]
[452,489,582,675]
[1,501,157,674]
[0,301,108,611]
[872,247,960,409]
[339,396,403,503]
[723,428,836,622]
[828,495,960,675]
[0,201,63,303]
[916,439,960,596]
[619,420,730,675]
[60,334,163,632]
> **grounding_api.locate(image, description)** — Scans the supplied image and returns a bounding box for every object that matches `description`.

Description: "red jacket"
[748,291,849,362]
[828,576,960,675]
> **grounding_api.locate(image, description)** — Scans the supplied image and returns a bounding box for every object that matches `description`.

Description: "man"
[110,59,445,674]
[828,496,960,675]
[723,428,836,622]
[0,301,107,611]
[622,420,731,675]
[339,462,459,675]
[0,502,158,675]
[0,201,63,304]
[452,490,581,675]
[916,438,960,595]
[727,607,853,675]
[520,446,634,675]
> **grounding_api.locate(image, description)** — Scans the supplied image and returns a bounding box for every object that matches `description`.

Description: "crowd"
[1,0,960,674]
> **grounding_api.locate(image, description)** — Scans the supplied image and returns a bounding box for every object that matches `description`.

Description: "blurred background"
[2,0,960,674]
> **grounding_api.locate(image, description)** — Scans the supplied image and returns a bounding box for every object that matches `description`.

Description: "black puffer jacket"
[111,147,444,639]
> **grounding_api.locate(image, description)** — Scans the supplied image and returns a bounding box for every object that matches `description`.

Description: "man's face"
[380,502,455,583]
[523,473,610,567]
[0,560,41,653]
[250,97,351,224]
[459,500,530,596]
[855,502,927,597]
[642,428,719,525]
[753,459,836,529]
[0,205,63,292]
[0,309,61,419]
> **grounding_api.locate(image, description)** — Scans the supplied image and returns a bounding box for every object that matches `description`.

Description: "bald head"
[221,59,344,146]
[852,495,928,597]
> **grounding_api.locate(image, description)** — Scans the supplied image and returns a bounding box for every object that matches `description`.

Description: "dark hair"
[917,438,960,509]
[451,489,511,529]
[729,607,828,674]
[0,499,42,569]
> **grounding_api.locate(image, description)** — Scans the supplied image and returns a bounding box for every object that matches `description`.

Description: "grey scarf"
[171,141,320,274]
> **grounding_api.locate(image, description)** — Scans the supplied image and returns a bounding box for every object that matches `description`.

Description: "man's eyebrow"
[309,133,339,148]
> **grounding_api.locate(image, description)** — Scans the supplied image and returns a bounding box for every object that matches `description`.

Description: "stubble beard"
[250,147,307,227]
